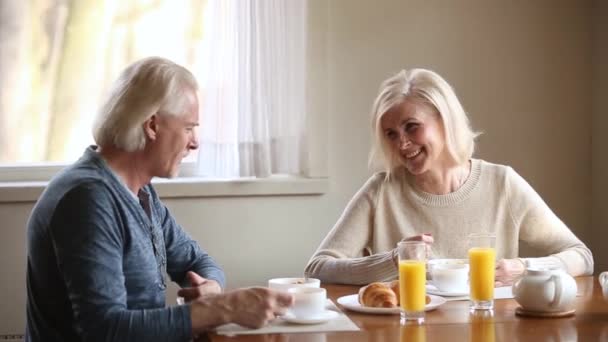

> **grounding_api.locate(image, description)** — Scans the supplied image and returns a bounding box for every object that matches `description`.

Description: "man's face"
[150,90,200,178]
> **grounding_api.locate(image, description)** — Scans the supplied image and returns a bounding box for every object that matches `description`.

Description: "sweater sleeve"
[304,174,398,285]
[50,183,192,342]
[505,167,594,276]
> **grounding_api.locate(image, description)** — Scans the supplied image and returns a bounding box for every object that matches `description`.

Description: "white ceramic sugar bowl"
[513,268,577,312]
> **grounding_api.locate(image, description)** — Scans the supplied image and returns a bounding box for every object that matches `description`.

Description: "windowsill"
[0,176,329,203]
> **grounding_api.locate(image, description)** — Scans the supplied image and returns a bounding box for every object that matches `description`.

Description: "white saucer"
[281,310,340,324]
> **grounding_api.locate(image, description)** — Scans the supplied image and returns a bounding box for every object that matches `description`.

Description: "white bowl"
[428,258,468,267]
[428,259,470,293]
[428,259,468,274]
[268,277,321,290]
[429,262,469,293]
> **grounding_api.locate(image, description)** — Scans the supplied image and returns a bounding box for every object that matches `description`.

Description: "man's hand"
[177,271,222,303]
[223,287,294,328]
[190,287,294,334]
[495,258,526,287]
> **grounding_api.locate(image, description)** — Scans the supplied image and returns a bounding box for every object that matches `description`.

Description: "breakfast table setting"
[207,275,608,341]
[206,235,608,341]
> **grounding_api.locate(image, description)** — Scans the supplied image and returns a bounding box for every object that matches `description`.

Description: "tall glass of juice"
[468,233,496,310]
[398,241,427,324]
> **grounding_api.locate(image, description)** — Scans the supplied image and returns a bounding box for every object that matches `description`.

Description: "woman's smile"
[404,148,422,159]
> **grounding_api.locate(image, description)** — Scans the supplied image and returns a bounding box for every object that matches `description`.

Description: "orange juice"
[468,247,496,301]
[399,260,426,311]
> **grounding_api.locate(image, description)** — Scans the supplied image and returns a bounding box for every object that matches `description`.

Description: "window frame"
[0,0,329,202]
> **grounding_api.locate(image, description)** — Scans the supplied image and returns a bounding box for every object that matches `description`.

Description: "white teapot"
[513,268,577,312]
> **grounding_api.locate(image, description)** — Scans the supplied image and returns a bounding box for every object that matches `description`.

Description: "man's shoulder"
[47,163,111,197]
[33,159,120,215]
[28,163,120,234]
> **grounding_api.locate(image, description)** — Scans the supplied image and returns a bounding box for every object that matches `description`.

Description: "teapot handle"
[548,274,564,308]
[512,277,523,296]
[600,272,608,286]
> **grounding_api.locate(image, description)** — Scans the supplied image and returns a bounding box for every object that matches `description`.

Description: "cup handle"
[548,274,564,308]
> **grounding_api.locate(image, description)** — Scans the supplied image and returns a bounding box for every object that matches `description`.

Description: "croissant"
[358,282,398,308]
[389,280,400,304]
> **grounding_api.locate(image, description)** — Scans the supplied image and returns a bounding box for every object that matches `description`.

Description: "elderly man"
[25,57,292,341]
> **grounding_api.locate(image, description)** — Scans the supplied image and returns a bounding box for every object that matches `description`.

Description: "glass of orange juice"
[398,241,427,324]
[468,233,496,310]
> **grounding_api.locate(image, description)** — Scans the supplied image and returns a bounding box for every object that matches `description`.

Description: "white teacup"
[268,277,321,291]
[429,259,469,293]
[287,287,327,319]
[600,271,608,299]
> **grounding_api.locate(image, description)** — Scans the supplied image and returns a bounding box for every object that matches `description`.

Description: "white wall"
[0,0,598,335]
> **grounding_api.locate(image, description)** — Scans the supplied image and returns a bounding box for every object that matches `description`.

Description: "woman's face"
[380,99,450,176]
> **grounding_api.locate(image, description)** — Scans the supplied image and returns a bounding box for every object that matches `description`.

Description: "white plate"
[426,284,468,297]
[281,309,340,324]
[336,294,446,314]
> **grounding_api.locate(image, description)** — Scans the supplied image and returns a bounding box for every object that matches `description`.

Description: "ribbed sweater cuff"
[522,256,566,271]
[349,250,399,283]
[172,303,193,341]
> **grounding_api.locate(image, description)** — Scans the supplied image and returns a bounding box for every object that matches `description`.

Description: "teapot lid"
[525,267,563,275]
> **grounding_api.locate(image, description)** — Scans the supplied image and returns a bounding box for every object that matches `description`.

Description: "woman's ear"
[143,114,158,141]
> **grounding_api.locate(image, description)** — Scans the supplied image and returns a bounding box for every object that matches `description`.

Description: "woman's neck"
[413,160,471,195]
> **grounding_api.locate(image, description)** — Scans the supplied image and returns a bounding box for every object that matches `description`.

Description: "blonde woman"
[305,68,593,286]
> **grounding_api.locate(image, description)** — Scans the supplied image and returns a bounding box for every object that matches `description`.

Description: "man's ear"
[143,114,158,141]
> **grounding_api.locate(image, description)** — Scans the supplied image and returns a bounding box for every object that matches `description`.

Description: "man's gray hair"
[93,57,198,151]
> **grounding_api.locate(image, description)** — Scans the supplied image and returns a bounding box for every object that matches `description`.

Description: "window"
[0,0,310,181]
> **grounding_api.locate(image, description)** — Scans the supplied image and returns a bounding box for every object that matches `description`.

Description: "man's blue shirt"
[25,146,225,341]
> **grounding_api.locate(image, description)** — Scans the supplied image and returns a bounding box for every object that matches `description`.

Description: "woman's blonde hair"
[93,56,198,151]
[369,68,480,176]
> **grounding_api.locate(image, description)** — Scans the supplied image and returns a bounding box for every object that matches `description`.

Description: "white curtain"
[195,0,307,178]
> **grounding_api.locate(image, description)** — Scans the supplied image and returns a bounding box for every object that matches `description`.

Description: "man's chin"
[168,169,180,178]
[157,167,180,179]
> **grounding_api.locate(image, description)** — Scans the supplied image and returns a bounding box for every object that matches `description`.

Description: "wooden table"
[210,277,608,341]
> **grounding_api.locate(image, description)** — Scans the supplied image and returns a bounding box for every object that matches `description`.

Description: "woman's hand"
[403,233,434,258]
[495,258,526,287]
[392,233,434,267]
